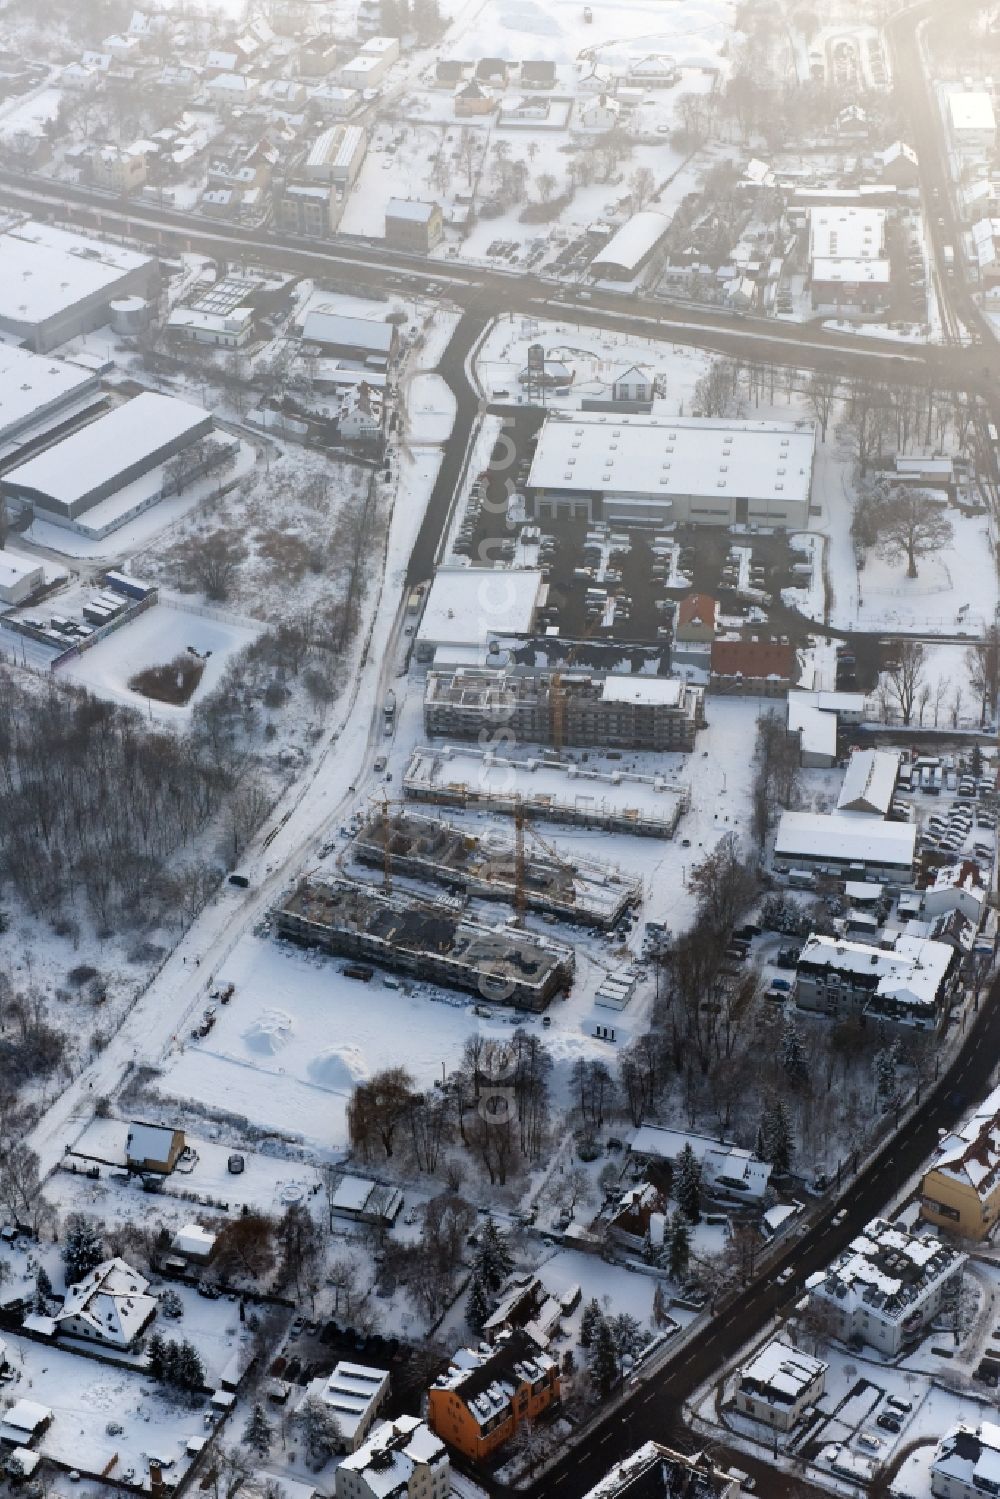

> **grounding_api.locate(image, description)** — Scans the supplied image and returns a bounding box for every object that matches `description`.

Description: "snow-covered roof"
[811,257,891,283]
[3,1401,51,1433]
[787,698,836,759]
[929,1082,1000,1202]
[527,413,816,505]
[0,220,152,330]
[837,748,899,815]
[386,197,437,222]
[3,395,211,512]
[55,1257,157,1346]
[774,810,915,870]
[0,343,93,444]
[171,1224,217,1257]
[599,676,683,707]
[812,1218,965,1327]
[948,90,996,134]
[591,211,670,274]
[417,566,544,647]
[739,1339,826,1403]
[126,1120,182,1164]
[306,125,365,170]
[301,308,394,354]
[339,1416,447,1496]
[305,1362,388,1441]
[629,1126,771,1198]
[798,933,953,1012]
[808,206,885,260]
[934,1423,1000,1494]
[0,553,43,590]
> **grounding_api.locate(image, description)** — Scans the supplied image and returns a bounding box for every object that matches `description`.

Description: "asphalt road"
[0,170,996,392]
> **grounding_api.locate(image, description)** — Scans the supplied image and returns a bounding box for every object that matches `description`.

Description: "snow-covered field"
[56,602,262,724]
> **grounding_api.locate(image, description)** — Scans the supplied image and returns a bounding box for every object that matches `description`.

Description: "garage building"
[0,552,44,606]
[590,210,671,280]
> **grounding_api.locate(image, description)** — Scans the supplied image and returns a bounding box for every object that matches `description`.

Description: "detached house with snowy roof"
[795,933,955,1026]
[933,1421,1000,1499]
[736,1339,827,1431]
[55,1257,158,1350]
[126,1121,185,1174]
[427,1329,559,1462]
[922,1083,1000,1241]
[302,1362,389,1452]
[805,1217,965,1356]
[336,1416,449,1499]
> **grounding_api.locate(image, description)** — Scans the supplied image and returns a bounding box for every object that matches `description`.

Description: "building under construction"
[424,668,704,752]
[274,877,574,1011]
[354,807,640,928]
[403,745,688,839]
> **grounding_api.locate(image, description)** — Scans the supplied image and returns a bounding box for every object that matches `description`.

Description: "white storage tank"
[109,295,151,335]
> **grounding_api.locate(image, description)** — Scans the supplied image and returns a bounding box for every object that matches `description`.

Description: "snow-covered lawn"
[56,603,262,724]
[0,1333,206,1481]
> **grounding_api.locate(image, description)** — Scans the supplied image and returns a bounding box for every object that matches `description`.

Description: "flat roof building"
[948,90,997,147]
[527,413,816,529]
[404,744,688,838]
[0,345,102,450]
[424,666,704,751]
[1,393,213,524]
[0,219,158,352]
[774,809,916,881]
[416,567,546,654]
[302,1363,389,1453]
[735,1340,827,1432]
[0,552,44,607]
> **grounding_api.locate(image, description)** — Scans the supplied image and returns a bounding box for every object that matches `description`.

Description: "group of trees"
[348,1031,554,1186]
[466,1216,515,1330]
[751,712,802,849]
[0,668,270,938]
[146,1334,206,1392]
[853,480,954,579]
[579,1300,648,1397]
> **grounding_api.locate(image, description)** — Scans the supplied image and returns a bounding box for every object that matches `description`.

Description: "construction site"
[353,805,641,928]
[403,746,689,839]
[273,877,575,1011]
[423,667,705,752]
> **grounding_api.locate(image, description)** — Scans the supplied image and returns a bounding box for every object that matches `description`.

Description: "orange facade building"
[427,1330,560,1462]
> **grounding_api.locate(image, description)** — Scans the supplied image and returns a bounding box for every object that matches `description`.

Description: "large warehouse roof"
[0,220,152,328]
[948,90,996,133]
[591,211,671,276]
[0,346,99,444]
[3,393,210,510]
[527,413,816,504]
[775,810,916,869]
[593,208,671,272]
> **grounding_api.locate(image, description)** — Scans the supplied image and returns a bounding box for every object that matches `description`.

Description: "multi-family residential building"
[335,1416,449,1499]
[806,1218,966,1356]
[423,668,705,751]
[932,1422,1000,1499]
[735,1340,827,1431]
[581,1442,739,1498]
[385,199,444,252]
[921,1083,1000,1241]
[794,933,955,1026]
[427,1330,559,1462]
